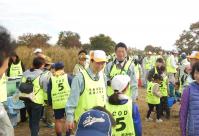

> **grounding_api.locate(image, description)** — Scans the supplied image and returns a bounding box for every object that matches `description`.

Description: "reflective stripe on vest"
[0,74,7,102]
[159,76,168,96]
[146,82,160,104]
[9,61,23,77]
[75,70,106,121]
[51,74,70,109]
[106,99,135,136]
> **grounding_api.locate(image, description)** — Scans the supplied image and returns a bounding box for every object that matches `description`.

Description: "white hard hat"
[111,75,130,93]
[34,48,42,54]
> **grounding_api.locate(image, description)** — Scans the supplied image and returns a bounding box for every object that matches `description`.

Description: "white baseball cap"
[34,48,42,54]
[111,75,130,92]
[90,50,107,62]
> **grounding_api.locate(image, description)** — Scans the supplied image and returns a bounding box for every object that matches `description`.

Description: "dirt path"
[14,88,181,136]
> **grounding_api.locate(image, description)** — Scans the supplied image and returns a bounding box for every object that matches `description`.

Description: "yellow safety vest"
[159,76,168,96]
[0,74,7,102]
[166,56,177,73]
[9,61,23,77]
[21,75,45,105]
[144,57,153,70]
[51,74,70,109]
[146,82,160,104]
[107,60,132,97]
[74,70,106,121]
[106,99,135,136]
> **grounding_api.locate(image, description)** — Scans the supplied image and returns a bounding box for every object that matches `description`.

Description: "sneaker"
[156,119,163,123]
[145,117,153,122]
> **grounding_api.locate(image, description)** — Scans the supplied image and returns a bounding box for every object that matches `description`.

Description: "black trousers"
[160,96,170,118]
[25,101,43,136]
[146,103,161,119]
[20,107,27,122]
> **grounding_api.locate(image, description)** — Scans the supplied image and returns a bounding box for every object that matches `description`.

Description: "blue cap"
[181,52,187,59]
[53,62,64,69]
[75,109,112,136]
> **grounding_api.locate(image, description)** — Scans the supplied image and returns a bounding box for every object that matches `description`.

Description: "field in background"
[15,88,181,136]
[16,46,80,73]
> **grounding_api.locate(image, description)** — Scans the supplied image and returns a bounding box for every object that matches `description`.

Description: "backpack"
[19,74,41,102]
[19,75,40,94]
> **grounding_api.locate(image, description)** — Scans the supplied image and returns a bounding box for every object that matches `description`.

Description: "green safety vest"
[166,56,177,73]
[74,70,106,121]
[21,74,45,105]
[51,74,70,109]
[107,60,132,97]
[159,76,168,96]
[33,76,45,105]
[106,99,135,136]
[9,61,23,77]
[144,57,153,70]
[0,74,7,102]
[146,82,160,104]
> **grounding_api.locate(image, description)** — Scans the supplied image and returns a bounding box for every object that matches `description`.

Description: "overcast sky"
[0,0,198,50]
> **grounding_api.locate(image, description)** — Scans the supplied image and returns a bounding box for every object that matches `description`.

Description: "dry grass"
[15,88,181,136]
[16,46,80,73]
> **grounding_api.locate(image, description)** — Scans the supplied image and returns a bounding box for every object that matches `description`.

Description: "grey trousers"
[0,103,14,136]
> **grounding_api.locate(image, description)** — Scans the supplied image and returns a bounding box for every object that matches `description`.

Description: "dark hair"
[115,42,127,51]
[108,92,120,105]
[152,74,163,81]
[92,106,116,127]
[0,26,16,67]
[78,50,87,55]
[160,65,166,73]
[191,62,199,80]
[175,81,180,86]
[32,57,45,69]
[8,52,20,65]
[134,59,138,65]
[156,58,164,63]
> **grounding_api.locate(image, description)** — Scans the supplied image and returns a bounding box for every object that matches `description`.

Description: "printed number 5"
[58,83,64,91]
[116,117,126,131]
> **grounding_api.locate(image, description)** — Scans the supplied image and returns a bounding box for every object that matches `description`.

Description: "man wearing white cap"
[34,48,43,56]
[65,50,107,132]
[105,42,138,101]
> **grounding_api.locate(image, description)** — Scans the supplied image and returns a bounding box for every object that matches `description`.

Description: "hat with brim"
[187,52,199,60]
[111,75,130,93]
[90,50,107,62]
[34,48,42,54]
[75,109,111,136]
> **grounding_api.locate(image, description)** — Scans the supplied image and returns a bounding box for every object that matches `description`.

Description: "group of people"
[1,25,199,136]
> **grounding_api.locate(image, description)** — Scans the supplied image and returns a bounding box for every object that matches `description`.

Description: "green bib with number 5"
[51,74,70,109]
[106,99,135,136]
